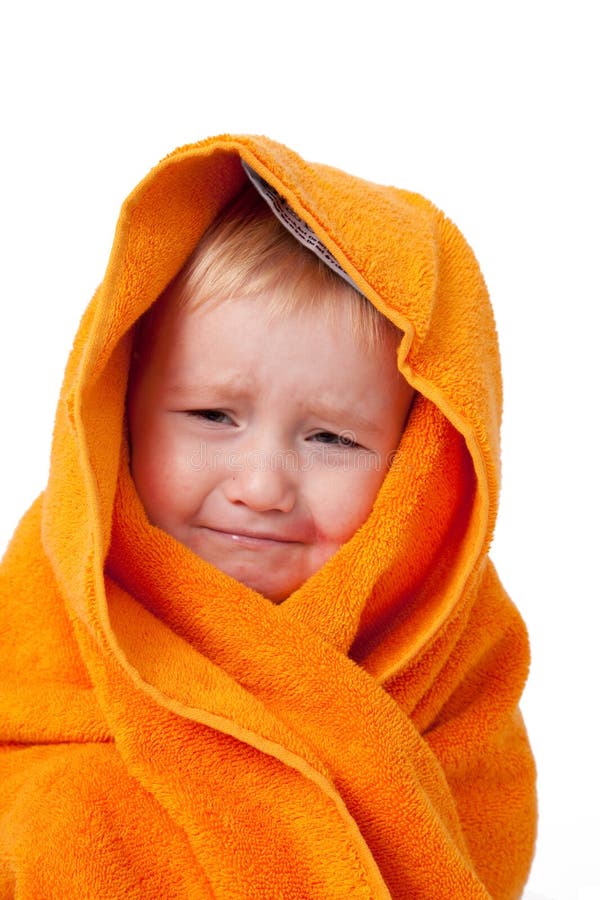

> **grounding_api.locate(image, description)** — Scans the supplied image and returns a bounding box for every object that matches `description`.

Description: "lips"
[198,525,304,546]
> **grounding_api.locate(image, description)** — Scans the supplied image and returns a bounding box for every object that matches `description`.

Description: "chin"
[244,578,296,603]
[232,570,301,604]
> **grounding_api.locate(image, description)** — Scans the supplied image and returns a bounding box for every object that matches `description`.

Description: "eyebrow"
[304,400,382,433]
[166,379,383,433]
[165,374,252,398]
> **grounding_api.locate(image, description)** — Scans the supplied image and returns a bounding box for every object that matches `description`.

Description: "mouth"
[198,526,302,548]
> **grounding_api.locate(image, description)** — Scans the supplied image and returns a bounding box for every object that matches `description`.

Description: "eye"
[186,409,233,425]
[309,430,360,449]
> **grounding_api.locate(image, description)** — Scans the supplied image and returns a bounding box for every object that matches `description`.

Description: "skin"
[128,294,413,602]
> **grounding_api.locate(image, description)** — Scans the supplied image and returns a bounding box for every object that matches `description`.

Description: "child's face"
[128,294,413,601]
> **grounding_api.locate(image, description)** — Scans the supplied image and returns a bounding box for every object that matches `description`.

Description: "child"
[0,135,536,899]
[128,185,415,603]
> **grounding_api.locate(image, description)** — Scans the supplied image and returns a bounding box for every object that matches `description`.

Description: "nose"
[222,449,297,513]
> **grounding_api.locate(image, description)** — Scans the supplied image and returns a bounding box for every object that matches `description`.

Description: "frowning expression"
[128,294,413,601]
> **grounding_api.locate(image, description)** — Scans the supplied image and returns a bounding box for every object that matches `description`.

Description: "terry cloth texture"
[0,134,536,899]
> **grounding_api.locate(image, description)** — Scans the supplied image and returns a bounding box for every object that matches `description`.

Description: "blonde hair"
[141,184,400,351]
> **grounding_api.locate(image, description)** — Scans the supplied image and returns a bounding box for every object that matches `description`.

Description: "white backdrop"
[1,2,598,897]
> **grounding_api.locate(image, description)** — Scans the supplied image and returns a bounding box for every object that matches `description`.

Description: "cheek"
[130,419,204,525]
[309,465,387,546]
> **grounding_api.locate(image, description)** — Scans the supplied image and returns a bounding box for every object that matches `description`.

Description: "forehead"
[129,291,412,449]
[145,292,399,386]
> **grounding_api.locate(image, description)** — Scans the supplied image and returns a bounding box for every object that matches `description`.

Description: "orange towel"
[0,135,536,898]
